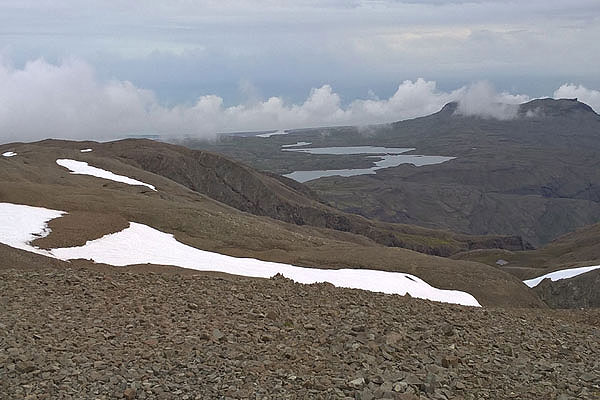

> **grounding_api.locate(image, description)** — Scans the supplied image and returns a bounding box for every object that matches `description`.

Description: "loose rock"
[0,267,598,399]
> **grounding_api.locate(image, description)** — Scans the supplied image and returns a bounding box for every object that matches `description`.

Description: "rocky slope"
[1,266,598,400]
[533,269,600,309]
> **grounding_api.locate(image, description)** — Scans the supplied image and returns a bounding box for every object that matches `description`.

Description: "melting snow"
[56,159,156,191]
[523,265,600,288]
[2,151,17,157]
[0,203,65,256]
[0,203,480,307]
[80,148,93,153]
[51,222,480,306]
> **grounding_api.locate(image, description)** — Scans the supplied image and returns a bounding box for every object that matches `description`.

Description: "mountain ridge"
[433,98,599,120]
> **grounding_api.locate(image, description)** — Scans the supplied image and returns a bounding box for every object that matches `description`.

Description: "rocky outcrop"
[533,269,600,308]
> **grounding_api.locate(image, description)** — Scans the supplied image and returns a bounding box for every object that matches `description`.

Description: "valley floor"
[1,266,599,399]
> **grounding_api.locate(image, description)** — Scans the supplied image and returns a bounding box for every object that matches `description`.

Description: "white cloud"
[349,79,461,121]
[0,59,454,142]
[0,58,595,144]
[0,58,163,142]
[553,84,600,114]
[454,81,530,120]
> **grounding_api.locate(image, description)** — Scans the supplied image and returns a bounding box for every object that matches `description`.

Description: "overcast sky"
[1,0,599,141]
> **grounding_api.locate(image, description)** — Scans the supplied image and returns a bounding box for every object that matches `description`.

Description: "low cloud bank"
[0,58,596,143]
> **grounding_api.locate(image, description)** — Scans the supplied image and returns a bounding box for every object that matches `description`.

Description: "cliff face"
[534,269,600,308]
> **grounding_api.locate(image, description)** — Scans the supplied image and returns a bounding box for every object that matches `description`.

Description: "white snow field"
[51,222,481,306]
[80,148,93,153]
[0,202,481,307]
[0,203,65,255]
[2,151,17,157]
[523,265,600,288]
[56,159,156,191]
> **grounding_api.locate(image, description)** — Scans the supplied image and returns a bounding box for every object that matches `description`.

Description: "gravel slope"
[1,266,598,400]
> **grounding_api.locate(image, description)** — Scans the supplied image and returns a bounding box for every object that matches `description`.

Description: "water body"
[282,146,455,183]
[281,141,312,148]
[256,130,288,138]
[283,146,414,155]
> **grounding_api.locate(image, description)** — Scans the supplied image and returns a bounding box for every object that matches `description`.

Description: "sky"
[1,0,599,142]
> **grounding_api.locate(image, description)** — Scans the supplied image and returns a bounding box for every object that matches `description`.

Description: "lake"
[282,146,455,183]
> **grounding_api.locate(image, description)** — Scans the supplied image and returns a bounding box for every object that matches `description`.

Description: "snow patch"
[80,148,93,153]
[52,222,480,306]
[256,130,288,138]
[56,159,156,191]
[0,203,65,256]
[523,265,600,288]
[0,202,480,307]
[2,151,17,157]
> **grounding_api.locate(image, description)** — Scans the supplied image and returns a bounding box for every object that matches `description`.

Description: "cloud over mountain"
[454,82,530,120]
[554,84,600,115]
[0,58,596,143]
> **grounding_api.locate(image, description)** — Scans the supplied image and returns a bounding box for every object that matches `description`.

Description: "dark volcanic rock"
[534,269,600,308]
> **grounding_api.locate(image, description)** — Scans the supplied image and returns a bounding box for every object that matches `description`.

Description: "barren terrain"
[1,265,598,400]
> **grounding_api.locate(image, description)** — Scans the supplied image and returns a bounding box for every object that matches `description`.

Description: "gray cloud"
[1,0,599,105]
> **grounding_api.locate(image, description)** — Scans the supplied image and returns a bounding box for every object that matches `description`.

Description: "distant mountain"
[190,98,600,247]
[518,97,597,117]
